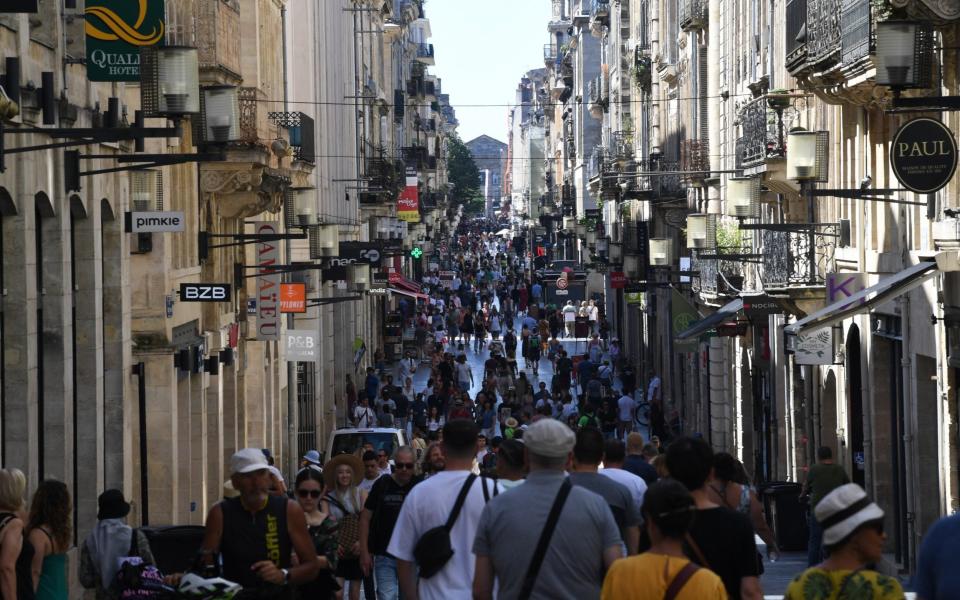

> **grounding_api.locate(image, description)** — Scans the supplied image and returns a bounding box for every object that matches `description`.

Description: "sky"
[426,0,552,146]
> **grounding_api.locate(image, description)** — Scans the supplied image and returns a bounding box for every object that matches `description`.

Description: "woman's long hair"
[28,480,72,552]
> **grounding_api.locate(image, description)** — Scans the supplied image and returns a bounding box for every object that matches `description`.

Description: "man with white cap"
[785,483,902,599]
[472,419,623,600]
[196,448,319,596]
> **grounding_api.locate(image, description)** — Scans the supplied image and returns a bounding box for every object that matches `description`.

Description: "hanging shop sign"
[610,271,627,289]
[742,294,782,319]
[254,222,281,340]
[397,169,420,222]
[890,117,958,194]
[85,0,166,82]
[124,211,185,233]
[791,327,835,365]
[0,0,38,13]
[285,330,319,362]
[280,283,306,313]
[625,292,645,305]
[672,289,700,352]
[180,283,231,302]
[319,241,383,268]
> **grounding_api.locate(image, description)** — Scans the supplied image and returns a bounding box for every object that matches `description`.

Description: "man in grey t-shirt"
[568,428,642,555]
[473,420,622,600]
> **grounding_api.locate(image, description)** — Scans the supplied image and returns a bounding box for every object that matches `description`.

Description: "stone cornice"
[891,0,959,21]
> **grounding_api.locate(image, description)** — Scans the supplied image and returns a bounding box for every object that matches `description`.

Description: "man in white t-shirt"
[388,420,500,600]
[617,390,635,440]
[353,397,377,428]
[599,438,648,512]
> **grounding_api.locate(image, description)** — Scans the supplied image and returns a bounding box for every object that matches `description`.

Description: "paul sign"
[891,117,958,194]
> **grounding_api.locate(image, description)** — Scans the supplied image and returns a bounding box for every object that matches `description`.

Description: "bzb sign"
[891,117,958,194]
[180,284,231,302]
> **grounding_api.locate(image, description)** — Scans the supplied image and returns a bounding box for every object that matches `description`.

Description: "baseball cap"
[523,419,575,458]
[230,448,269,475]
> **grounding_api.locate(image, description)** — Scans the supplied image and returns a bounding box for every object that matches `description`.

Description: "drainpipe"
[281,5,298,480]
[899,294,917,570]
[706,0,720,214]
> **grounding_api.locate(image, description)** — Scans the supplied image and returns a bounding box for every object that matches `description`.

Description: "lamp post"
[786,128,830,285]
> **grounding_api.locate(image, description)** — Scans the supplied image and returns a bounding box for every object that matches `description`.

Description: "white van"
[326,427,410,462]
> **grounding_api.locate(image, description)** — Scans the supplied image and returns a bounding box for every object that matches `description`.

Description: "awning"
[391,277,422,294]
[676,299,743,340]
[784,261,938,336]
[389,287,428,301]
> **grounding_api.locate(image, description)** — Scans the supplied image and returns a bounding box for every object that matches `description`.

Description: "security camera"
[859,174,872,192]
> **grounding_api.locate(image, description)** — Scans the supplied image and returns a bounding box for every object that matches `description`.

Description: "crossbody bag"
[517,479,572,599]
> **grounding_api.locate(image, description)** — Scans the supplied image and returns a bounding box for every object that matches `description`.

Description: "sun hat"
[504,417,519,429]
[523,419,575,458]
[815,483,885,546]
[230,448,270,475]
[323,453,364,489]
[97,489,131,520]
[303,450,321,465]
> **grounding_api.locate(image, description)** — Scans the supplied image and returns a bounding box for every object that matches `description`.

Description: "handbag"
[327,493,361,559]
[413,474,481,578]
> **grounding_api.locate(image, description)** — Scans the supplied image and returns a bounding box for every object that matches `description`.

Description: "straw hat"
[505,417,519,429]
[323,453,364,489]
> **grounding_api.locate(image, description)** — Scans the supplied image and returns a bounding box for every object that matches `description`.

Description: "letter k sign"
[827,273,866,308]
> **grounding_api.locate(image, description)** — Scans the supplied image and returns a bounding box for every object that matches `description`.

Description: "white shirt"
[588,305,599,321]
[353,405,377,428]
[618,394,635,422]
[600,467,648,512]
[456,362,472,383]
[647,375,661,402]
[387,471,500,600]
[359,475,380,492]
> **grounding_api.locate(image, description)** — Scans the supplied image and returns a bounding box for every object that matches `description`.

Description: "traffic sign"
[556,276,568,290]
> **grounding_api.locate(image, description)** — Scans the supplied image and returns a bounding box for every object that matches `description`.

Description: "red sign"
[610,271,627,289]
[280,283,307,313]
[388,271,402,284]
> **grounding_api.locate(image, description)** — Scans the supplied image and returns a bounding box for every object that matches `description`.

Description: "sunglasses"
[394,462,416,470]
[297,489,322,499]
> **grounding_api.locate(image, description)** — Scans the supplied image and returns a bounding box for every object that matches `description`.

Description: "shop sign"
[556,289,569,295]
[625,283,647,294]
[625,292,645,305]
[285,330,319,362]
[610,271,627,289]
[1,0,38,13]
[280,283,306,313]
[372,271,389,286]
[742,294,782,319]
[85,0,166,82]
[792,327,834,365]
[124,211,185,233]
[397,170,420,223]
[180,283,230,302]
[254,222,281,340]
[827,272,866,308]
[890,117,958,194]
[672,289,700,352]
[388,271,401,284]
[320,242,382,268]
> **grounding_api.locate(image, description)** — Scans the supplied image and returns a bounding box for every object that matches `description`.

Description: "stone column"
[143,352,180,525]
[190,371,207,524]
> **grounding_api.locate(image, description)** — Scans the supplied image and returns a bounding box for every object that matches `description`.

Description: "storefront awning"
[389,287,428,301]
[784,261,938,336]
[676,298,743,341]
[391,277,422,294]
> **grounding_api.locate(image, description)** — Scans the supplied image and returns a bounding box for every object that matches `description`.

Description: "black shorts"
[336,557,363,580]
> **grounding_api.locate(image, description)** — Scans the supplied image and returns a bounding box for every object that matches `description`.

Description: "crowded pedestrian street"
[2,0,960,599]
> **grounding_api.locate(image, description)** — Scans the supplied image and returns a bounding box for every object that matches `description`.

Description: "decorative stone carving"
[890,0,959,21]
[200,168,263,194]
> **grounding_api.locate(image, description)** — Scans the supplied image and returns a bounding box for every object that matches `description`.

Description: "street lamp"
[155,47,200,115]
[202,86,240,143]
[786,130,829,182]
[725,176,761,218]
[875,21,933,89]
[350,264,371,291]
[649,238,673,266]
[623,254,641,278]
[130,169,161,211]
[290,187,316,226]
[686,214,716,249]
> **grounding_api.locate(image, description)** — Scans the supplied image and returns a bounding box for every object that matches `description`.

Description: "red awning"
[391,276,422,294]
[389,288,428,301]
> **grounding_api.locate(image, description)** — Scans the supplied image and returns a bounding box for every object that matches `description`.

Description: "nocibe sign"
[890,117,958,195]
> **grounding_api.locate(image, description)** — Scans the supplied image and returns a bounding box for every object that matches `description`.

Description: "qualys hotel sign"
[85,0,165,82]
[891,117,958,194]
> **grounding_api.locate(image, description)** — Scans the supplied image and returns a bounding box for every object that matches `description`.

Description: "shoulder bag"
[413,474,477,578]
[663,561,700,600]
[518,479,572,599]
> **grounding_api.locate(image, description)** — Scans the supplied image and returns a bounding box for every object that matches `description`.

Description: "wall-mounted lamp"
[649,238,673,266]
[686,214,717,249]
[725,176,761,218]
[786,130,829,182]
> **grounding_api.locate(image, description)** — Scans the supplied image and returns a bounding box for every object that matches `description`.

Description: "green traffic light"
[411,247,424,259]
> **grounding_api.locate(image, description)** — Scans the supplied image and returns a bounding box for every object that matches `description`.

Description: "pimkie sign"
[85,0,165,81]
[891,117,958,194]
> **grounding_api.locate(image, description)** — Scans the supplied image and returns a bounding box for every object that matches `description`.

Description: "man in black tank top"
[198,449,318,595]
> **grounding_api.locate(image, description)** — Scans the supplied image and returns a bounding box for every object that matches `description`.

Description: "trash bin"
[759,482,808,551]
[140,525,205,575]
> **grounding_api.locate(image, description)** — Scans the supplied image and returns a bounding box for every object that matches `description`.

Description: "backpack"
[113,530,169,599]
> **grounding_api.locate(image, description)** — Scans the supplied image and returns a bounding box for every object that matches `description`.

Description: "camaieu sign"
[891,117,958,194]
[85,0,165,81]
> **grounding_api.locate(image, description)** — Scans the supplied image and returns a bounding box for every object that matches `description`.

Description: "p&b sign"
[286,330,319,362]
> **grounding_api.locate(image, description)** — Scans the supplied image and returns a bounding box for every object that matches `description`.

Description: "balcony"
[633,159,684,199]
[588,76,608,118]
[195,0,242,84]
[679,0,707,31]
[692,251,745,297]
[806,0,842,71]
[268,112,315,164]
[609,131,634,163]
[544,44,556,67]
[416,43,435,65]
[402,145,429,169]
[424,80,437,99]
[785,0,808,75]
[840,0,873,68]
[734,94,786,170]
[680,139,710,183]
[407,77,426,98]
[760,227,837,289]
[591,0,611,29]
[238,87,260,144]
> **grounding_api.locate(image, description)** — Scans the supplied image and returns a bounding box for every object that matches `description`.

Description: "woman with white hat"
[323,454,367,600]
[784,483,903,599]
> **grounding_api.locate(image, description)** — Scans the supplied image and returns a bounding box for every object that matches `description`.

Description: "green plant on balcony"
[871,0,895,20]
[716,220,745,251]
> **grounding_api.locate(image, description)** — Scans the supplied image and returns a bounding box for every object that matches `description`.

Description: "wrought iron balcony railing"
[760,227,836,288]
[840,0,873,66]
[631,159,684,199]
[806,0,841,70]
[416,43,435,63]
[195,0,241,80]
[785,0,808,74]
[544,44,556,66]
[680,139,710,182]
[592,0,610,23]
[238,87,259,143]
[735,95,786,170]
[609,131,634,160]
[679,0,707,31]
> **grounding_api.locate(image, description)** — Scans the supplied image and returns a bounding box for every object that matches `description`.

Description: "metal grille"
[735,95,786,169]
[679,0,707,31]
[394,90,405,122]
[139,47,160,117]
[760,226,836,287]
[840,0,872,65]
[238,87,258,143]
[283,188,297,229]
[785,0,807,72]
[296,362,317,460]
[807,0,841,69]
[308,225,322,259]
